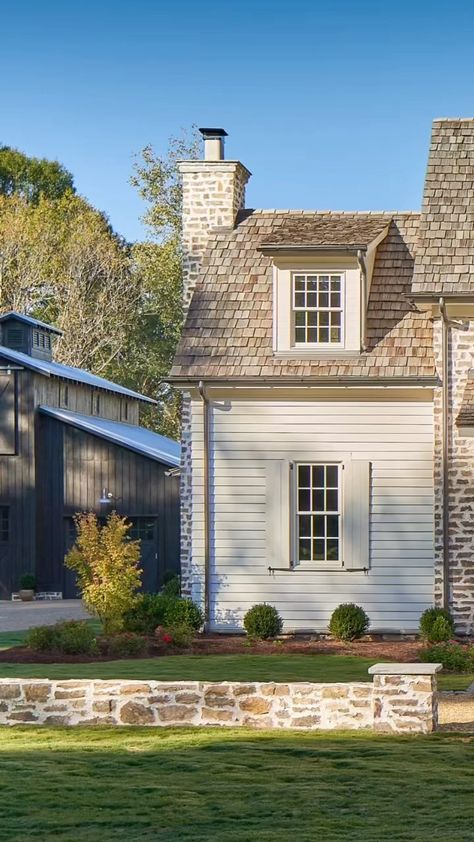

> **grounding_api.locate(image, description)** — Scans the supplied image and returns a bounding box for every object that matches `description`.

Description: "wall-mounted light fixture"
[98,488,115,506]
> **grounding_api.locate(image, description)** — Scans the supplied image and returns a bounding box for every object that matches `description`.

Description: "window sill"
[268,563,345,572]
[273,349,362,359]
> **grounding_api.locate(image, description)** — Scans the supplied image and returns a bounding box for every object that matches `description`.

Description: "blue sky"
[3,0,474,241]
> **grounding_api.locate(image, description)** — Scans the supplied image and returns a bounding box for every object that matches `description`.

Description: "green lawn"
[0,652,471,690]
[0,628,471,690]
[0,727,473,841]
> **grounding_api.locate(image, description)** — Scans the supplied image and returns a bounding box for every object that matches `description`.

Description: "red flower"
[163,633,173,644]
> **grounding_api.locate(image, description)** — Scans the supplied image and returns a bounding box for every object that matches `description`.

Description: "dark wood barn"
[0,312,180,599]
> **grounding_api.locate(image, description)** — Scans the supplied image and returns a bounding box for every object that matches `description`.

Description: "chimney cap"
[199,127,228,138]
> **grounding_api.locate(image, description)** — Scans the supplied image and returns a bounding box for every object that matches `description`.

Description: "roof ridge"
[246,209,419,216]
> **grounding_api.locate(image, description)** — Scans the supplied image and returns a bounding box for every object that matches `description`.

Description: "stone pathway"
[0,600,90,632]
[438,687,474,732]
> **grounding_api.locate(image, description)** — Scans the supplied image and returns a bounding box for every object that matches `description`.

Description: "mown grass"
[0,727,473,841]
[0,629,470,690]
[0,653,470,691]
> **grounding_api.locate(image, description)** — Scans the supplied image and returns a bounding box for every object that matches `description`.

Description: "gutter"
[357,249,368,351]
[438,298,467,612]
[198,380,211,630]
[168,375,439,388]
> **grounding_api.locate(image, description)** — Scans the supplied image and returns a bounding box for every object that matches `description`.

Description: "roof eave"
[167,375,439,388]
[259,244,368,254]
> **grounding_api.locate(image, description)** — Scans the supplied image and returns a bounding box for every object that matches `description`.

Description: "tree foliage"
[0,145,74,203]
[0,191,141,375]
[128,126,200,436]
[65,512,142,634]
[0,131,199,437]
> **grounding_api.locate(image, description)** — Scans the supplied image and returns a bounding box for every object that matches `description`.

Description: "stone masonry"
[433,317,474,632]
[177,156,250,598]
[0,665,441,733]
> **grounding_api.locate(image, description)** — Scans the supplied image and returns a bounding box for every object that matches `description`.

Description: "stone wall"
[0,665,440,733]
[433,318,474,632]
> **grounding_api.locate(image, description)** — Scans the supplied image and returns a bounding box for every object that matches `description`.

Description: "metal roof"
[39,407,181,467]
[0,312,63,335]
[0,344,156,403]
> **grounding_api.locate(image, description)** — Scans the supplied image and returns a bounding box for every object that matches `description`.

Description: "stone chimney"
[178,128,251,309]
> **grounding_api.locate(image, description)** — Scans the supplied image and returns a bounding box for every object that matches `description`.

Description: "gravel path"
[0,600,90,632]
[438,689,474,732]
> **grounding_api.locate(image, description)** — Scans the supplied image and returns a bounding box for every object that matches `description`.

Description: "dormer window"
[293,273,344,346]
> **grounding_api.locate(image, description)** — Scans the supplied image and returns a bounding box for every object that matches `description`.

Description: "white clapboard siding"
[190,398,434,633]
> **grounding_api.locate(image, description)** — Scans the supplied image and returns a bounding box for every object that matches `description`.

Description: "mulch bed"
[0,634,423,664]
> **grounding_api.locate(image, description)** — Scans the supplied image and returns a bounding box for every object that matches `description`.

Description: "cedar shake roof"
[260,213,390,249]
[413,119,474,295]
[171,211,436,381]
[456,376,474,426]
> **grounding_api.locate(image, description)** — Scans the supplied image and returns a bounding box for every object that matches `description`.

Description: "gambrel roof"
[171,211,436,381]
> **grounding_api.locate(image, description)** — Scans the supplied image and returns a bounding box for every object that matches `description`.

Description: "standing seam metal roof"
[0,344,156,403]
[38,407,180,466]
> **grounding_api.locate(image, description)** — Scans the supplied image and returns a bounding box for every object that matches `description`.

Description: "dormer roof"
[170,210,436,382]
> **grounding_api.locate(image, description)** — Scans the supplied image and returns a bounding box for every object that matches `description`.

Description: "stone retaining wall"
[0,664,441,733]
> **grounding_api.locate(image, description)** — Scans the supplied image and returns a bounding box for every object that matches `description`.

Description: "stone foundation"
[0,664,441,733]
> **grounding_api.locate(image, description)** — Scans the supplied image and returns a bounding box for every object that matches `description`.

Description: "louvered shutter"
[343,460,371,570]
[266,460,291,568]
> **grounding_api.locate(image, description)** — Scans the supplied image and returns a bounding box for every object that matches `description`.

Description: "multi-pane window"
[293,273,343,344]
[0,507,9,542]
[296,464,341,563]
[129,517,156,542]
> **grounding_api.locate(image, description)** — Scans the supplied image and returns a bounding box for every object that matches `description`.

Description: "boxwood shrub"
[419,607,455,643]
[329,603,370,641]
[243,603,283,640]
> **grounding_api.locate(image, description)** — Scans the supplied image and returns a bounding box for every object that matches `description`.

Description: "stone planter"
[18,589,35,602]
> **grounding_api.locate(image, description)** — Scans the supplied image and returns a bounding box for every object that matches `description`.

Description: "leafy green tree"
[0,145,74,203]
[0,191,141,376]
[129,127,200,436]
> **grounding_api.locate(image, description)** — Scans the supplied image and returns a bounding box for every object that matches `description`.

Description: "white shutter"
[266,460,291,568]
[343,460,371,571]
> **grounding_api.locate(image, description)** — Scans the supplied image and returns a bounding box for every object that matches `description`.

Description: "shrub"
[56,621,98,655]
[124,594,203,635]
[329,603,370,641]
[102,632,148,658]
[165,624,194,648]
[26,621,97,655]
[420,642,474,672]
[164,598,203,631]
[161,573,181,598]
[419,607,455,643]
[19,573,36,591]
[123,594,170,634]
[65,512,142,634]
[243,603,283,640]
[25,624,59,652]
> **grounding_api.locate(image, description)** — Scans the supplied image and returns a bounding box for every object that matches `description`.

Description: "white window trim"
[292,272,345,349]
[291,461,343,570]
[272,258,362,356]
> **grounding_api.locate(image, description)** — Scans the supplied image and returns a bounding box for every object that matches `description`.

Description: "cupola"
[0,312,62,361]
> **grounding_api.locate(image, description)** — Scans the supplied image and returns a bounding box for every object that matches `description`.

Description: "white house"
[170,121,474,635]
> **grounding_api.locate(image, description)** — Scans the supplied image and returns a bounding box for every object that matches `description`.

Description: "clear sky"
[3,0,474,242]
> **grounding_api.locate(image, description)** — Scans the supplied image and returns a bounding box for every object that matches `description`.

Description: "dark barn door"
[129,517,159,593]
[62,515,160,597]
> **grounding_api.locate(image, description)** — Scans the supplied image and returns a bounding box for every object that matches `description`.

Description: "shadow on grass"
[0,727,473,841]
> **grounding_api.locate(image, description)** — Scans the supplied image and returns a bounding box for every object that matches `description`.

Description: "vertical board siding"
[35,419,180,596]
[190,398,435,633]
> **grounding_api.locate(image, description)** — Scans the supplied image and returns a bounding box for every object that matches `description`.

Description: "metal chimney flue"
[199,127,228,161]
